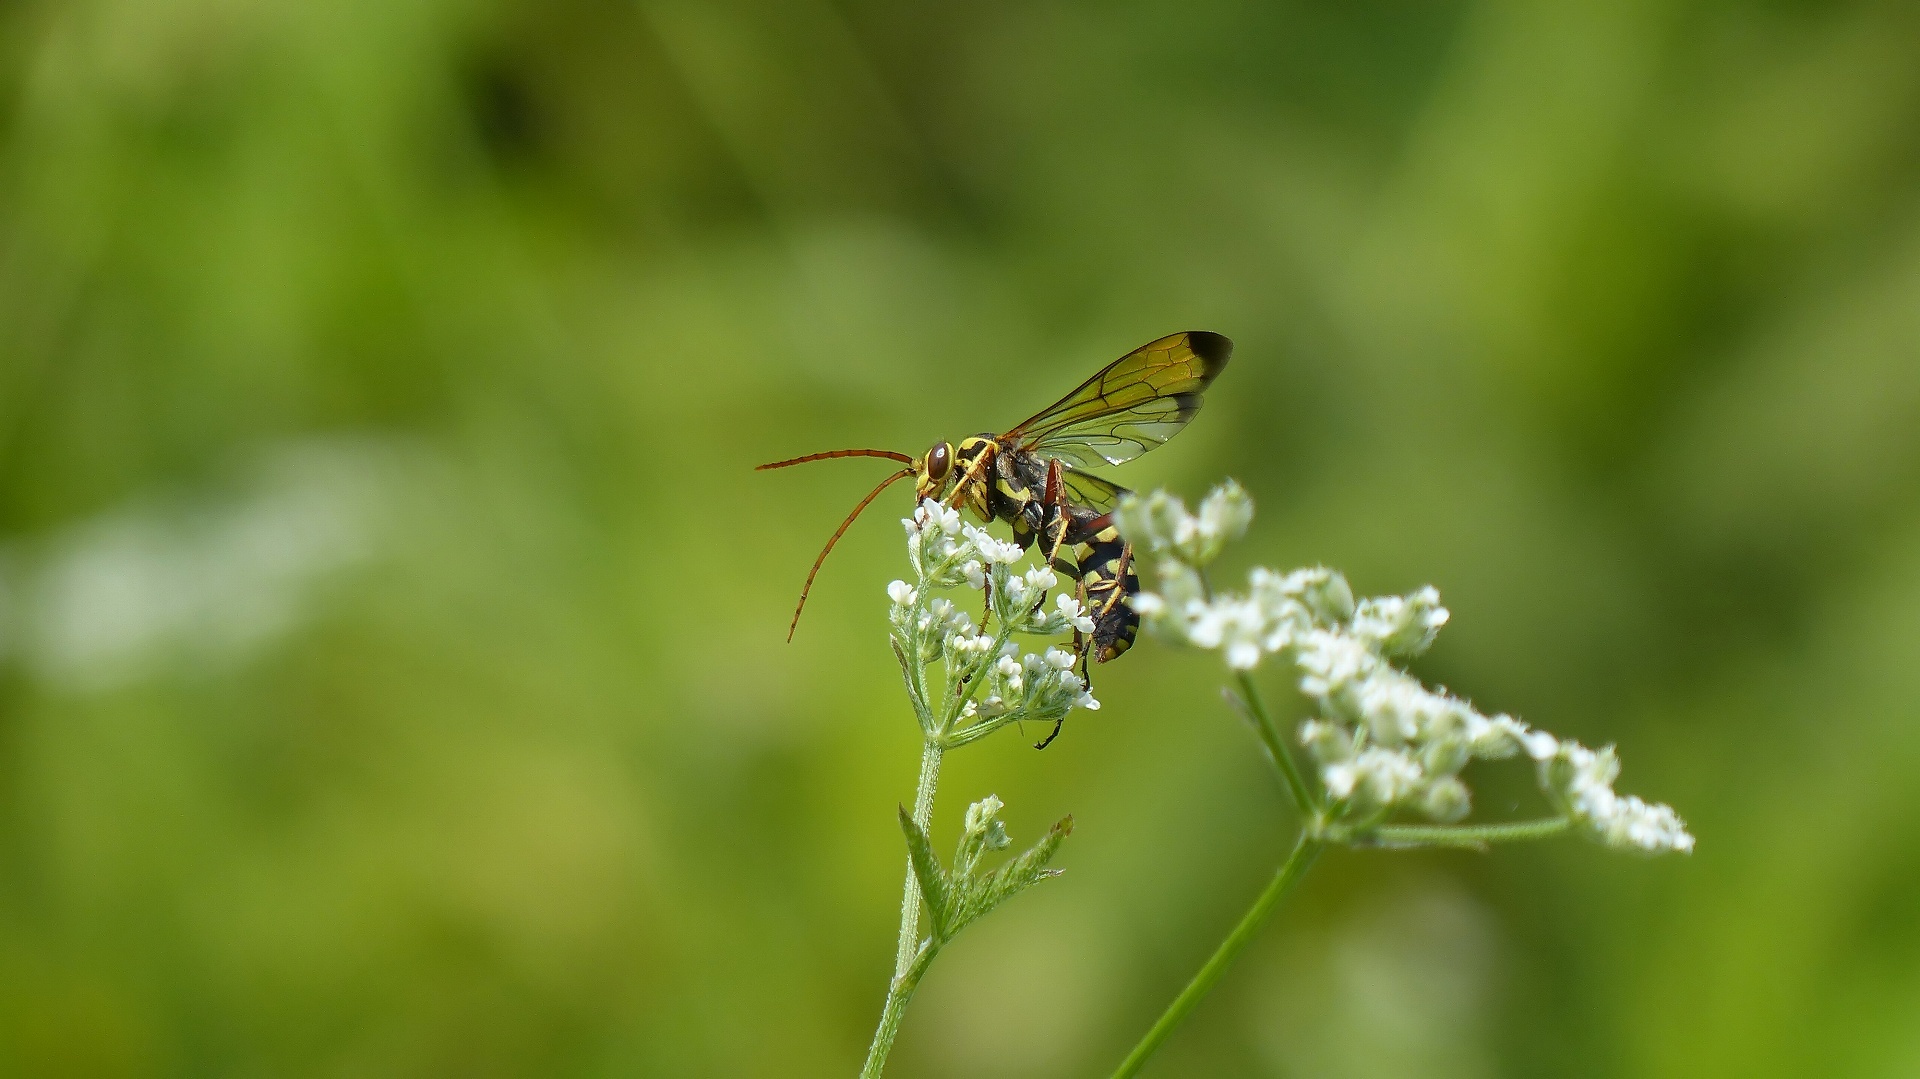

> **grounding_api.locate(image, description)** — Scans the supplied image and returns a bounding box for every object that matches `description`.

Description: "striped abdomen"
[1046,506,1138,663]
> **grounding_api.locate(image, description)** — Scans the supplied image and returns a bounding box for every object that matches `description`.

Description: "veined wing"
[1006,331,1232,469]
[1060,468,1127,515]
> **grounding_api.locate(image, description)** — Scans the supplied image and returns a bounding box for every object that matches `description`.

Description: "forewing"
[1009,331,1232,468]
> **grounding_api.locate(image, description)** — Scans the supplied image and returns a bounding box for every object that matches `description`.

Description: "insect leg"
[1034,715,1065,750]
[1035,559,1085,749]
[1074,575,1094,682]
[1040,461,1075,571]
[1098,545,1134,616]
[944,441,996,512]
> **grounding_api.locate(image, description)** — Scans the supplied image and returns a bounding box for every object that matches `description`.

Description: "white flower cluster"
[976,643,1095,721]
[1115,481,1254,567]
[891,500,1098,743]
[900,500,1095,640]
[1540,741,1695,854]
[1117,483,1693,855]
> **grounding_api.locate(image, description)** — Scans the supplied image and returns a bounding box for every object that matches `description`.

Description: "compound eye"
[926,442,951,480]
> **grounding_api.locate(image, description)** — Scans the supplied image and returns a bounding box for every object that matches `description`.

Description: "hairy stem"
[895,739,944,977]
[1371,816,1572,848]
[861,940,940,1079]
[1111,832,1322,1079]
[864,736,946,1079]
[1232,673,1316,815]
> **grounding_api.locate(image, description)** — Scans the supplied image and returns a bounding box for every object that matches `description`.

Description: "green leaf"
[897,805,950,936]
[947,815,1073,936]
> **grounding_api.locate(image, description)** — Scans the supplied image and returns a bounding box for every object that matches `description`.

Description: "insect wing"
[1059,468,1127,514]
[1007,331,1232,468]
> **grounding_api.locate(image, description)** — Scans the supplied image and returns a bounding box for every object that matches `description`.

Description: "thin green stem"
[1370,816,1571,848]
[1110,832,1323,1079]
[895,739,944,978]
[861,940,940,1079]
[1231,673,1316,816]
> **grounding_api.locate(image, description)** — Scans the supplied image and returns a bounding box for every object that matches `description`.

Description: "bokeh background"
[3,1,1918,1076]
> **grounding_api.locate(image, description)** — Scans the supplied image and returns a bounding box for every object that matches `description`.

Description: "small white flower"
[1520,729,1560,761]
[1002,574,1032,609]
[1421,777,1472,822]
[1351,589,1450,658]
[1043,647,1076,670]
[961,560,985,590]
[1322,761,1359,799]
[887,580,916,607]
[1055,593,1096,634]
[995,654,1024,692]
[1350,746,1425,806]
[908,498,961,538]
[1298,719,1353,765]
[1460,712,1525,759]
[1295,629,1377,699]
[963,523,1022,565]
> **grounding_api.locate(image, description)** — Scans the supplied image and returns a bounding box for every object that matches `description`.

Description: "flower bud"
[1115,490,1199,560]
[964,794,1013,851]
[1420,732,1470,777]
[1298,568,1355,624]
[1177,479,1253,565]
[1351,585,1450,658]
[1298,718,1354,765]
[1420,776,1472,822]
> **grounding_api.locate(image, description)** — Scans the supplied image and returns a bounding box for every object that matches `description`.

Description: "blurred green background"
[2,1,1918,1075]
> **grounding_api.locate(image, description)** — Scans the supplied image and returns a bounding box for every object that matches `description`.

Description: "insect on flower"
[760,331,1232,709]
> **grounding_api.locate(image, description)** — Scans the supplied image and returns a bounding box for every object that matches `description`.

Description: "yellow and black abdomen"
[1073,528,1138,663]
[1045,506,1138,664]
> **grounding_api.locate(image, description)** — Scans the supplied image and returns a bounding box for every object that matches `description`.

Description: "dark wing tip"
[1171,390,1205,424]
[1185,331,1233,375]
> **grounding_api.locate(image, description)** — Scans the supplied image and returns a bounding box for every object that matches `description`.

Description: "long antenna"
[785,467,915,641]
[758,448,914,470]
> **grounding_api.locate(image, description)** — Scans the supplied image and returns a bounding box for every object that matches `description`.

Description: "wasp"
[760,330,1232,740]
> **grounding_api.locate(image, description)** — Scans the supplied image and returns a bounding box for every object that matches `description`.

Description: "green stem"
[1110,832,1323,1079]
[1232,673,1316,816]
[861,940,940,1079]
[861,738,945,1079]
[1370,816,1571,848]
[895,739,944,977]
